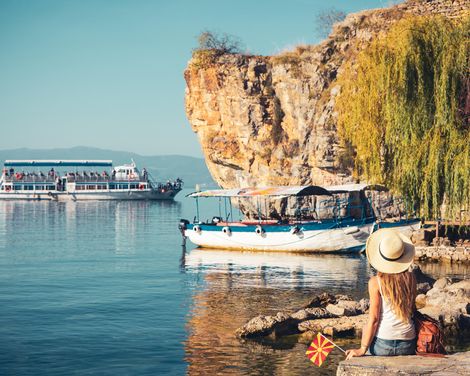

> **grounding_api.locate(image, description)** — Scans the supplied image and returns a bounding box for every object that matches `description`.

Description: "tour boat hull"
[0,189,179,201]
[184,219,421,253]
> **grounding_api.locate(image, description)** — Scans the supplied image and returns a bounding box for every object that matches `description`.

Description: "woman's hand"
[345,347,367,360]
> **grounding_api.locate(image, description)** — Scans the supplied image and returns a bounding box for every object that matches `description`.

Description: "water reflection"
[417,261,469,280]
[184,248,372,376]
[0,200,182,259]
[185,249,371,291]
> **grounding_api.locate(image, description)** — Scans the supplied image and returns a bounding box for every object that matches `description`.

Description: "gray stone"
[415,293,427,308]
[337,351,470,376]
[299,313,368,336]
[417,282,432,295]
[304,292,336,308]
[433,277,452,290]
[290,307,332,321]
[326,300,362,316]
[235,311,300,338]
[358,298,369,313]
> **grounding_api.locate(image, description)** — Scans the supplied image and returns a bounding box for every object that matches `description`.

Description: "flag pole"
[320,333,346,353]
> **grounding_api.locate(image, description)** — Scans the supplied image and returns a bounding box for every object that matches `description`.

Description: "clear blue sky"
[0,0,391,157]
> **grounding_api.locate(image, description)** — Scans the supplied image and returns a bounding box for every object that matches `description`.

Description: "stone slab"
[337,351,470,376]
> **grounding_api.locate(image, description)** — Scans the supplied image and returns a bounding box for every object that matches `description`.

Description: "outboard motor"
[178,219,190,232]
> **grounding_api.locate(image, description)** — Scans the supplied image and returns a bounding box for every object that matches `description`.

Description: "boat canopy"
[188,185,332,198]
[4,160,113,167]
[326,183,388,193]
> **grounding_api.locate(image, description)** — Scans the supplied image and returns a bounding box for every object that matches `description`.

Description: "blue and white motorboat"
[179,184,420,253]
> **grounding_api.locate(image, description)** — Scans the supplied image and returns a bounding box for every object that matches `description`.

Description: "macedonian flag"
[305,333,335,366]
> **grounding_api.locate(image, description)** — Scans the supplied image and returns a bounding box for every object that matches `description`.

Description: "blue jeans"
[369,337,416,356]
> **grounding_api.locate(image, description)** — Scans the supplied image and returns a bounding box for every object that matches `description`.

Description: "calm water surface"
[0,191,466,375]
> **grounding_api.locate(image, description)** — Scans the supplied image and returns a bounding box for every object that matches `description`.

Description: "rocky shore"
[236,267,470,347]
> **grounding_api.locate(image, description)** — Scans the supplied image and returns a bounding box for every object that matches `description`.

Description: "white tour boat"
[0,160,183,201]
[179,184,420,253]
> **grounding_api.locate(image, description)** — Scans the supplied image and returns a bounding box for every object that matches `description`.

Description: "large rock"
[420,278,470,338]
[337,351,470,376]
[304,292,337,308]
[326,300,364,317]
[299,314,368,337]
[235,311,300,338]
[184,0,468,190]
[236,275,470,342]
[290,307,332,321]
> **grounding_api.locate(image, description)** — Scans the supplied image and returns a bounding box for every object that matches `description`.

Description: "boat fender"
[212,216,222,224]
[222,226,231,235]
[290,226,300,235]
[139,184,145,190]
[344,226,360,235]
[255,225,264,235]
[193,225,202,233]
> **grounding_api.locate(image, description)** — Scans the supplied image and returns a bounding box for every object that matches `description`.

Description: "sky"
[0,0,393,157]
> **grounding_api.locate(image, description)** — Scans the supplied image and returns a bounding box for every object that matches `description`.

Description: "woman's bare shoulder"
[368,275,379,289]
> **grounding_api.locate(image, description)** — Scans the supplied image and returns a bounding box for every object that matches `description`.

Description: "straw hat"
[366,228,415,273]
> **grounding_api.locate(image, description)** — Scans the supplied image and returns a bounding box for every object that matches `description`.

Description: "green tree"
[195,30,243,54]
[336,15,470,221]
[191,30,243,69]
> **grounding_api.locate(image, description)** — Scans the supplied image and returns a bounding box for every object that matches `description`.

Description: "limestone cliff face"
[184,0,468,189]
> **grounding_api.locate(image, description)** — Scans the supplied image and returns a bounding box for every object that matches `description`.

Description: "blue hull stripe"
[187,217,376,233]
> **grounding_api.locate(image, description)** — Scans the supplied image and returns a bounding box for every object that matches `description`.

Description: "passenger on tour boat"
[346,229,417,359]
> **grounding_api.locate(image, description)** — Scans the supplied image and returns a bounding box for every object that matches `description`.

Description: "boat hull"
[0,189,179,201]
[184,219,421,253]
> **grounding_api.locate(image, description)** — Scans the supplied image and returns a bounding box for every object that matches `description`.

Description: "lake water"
[0,191,467,375]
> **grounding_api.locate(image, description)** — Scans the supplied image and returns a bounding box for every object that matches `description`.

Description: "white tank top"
[376,277,416,340]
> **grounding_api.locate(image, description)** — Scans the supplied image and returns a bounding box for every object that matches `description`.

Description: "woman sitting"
[346,229,416,359]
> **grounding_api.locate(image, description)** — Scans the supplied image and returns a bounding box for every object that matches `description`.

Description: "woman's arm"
[345,276,381,360]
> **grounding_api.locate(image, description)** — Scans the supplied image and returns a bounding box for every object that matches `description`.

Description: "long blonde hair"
[377,271,416,322]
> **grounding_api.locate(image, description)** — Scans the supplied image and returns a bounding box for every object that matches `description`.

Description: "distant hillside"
[0,147,216,188]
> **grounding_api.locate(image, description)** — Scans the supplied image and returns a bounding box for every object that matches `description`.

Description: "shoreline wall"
[415,246,470,263]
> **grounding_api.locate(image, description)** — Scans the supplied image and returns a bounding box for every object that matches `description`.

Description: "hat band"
[378,243,403,262]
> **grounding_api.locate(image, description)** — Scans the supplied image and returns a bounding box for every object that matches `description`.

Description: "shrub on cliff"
[336,15,470,221]
[191,31,243,69]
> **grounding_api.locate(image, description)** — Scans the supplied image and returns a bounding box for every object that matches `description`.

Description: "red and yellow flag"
[305,333,335,366]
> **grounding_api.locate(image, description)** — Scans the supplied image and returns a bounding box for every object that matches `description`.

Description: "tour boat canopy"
[4,160,113,167]
[326,183,388,193]
[188,185,332,198]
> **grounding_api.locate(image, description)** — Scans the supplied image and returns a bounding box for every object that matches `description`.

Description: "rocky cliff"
[184,0,468,189]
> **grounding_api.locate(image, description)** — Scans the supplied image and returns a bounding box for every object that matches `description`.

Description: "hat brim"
[366,228,415,274]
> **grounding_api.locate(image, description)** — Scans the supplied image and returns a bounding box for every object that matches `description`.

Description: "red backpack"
[414,310,447,356]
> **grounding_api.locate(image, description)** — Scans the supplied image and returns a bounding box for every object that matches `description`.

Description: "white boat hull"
[184,219,421,253]
[185,222,375,253]
[0,189,178,201]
